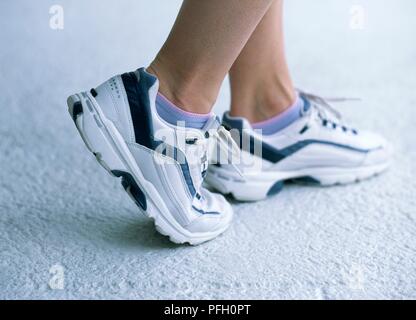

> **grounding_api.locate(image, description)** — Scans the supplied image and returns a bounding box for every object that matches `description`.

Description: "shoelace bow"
[297,89,361,131]
[193,117,244,178]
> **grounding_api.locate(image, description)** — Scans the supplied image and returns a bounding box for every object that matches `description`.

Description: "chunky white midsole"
[206,161,390,202]
[67,92,229,245]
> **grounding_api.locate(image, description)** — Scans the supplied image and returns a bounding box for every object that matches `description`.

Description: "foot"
[206,91,391,201]
[67,68,233,244]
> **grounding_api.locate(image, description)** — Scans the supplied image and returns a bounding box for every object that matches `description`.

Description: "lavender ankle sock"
[251,95,304,135]
[156,93,211,129]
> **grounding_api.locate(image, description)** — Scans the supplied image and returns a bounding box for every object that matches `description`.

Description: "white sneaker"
[206,91,391,201]
[67,68,233,245]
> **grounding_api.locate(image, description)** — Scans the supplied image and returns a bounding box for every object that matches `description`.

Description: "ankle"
[148,57,216,114]
[230,76,296,123]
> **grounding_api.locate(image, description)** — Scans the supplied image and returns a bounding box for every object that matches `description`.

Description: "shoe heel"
[67,93,128,177]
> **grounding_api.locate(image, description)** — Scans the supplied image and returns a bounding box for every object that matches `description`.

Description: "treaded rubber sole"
[67,92,229,245]
[206,161,390,202]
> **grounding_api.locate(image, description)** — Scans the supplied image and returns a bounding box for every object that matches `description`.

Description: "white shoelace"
[194,117,244,178]
[297,89,361,128]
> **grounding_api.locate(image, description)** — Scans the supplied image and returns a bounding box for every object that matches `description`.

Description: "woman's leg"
[229,0,296,123]
[148,0,274,114]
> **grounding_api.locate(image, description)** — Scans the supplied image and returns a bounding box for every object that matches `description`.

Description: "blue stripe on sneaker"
[192,205,221,215]
[222,114,375,163]
[121,69,156,149]
[157,141,196,197]
[121,69,197,197]
[256,137,374,164]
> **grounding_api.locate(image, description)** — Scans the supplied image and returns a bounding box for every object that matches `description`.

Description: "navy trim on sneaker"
[121,68,197,197]
[121,69,157,149]
[222,114,376,164]
[192,205,221,215]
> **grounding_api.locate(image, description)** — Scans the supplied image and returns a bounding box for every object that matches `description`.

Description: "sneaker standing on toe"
[67,68,234,245]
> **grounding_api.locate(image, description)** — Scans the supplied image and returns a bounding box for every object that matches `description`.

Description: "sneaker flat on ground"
[67,68,233,245]
[206,92,391,201]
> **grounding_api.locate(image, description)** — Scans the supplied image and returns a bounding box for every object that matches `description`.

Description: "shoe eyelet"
[186,138,198,145]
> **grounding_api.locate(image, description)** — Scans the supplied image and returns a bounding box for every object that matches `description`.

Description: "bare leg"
[229,0,296,123]
[148,0,274,114]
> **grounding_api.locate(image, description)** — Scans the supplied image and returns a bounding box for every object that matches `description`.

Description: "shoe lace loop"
[195,117,243,178]
[297,89,361,132]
